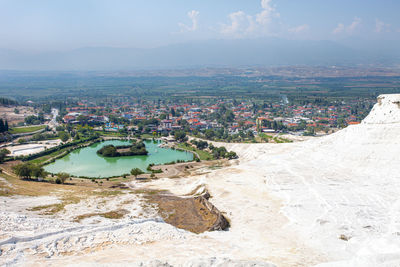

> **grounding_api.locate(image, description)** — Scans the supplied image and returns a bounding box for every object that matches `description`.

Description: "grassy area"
[141,133,154,139]
[27,195,81,215]
[28,149,69,165]
[273,136,293,143]
[0,169,128,213]
[26,137,100,165]
[73,209,128,222]
[176,143,214,161]
[259,133,292,143]
[9,125,46,134]
[94,130,127,137]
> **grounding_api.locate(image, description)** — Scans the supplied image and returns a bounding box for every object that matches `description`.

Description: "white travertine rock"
[362,94,400,124]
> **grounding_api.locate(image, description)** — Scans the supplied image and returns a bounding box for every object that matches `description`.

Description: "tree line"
[0,119,9,133]
[0,97,17,106]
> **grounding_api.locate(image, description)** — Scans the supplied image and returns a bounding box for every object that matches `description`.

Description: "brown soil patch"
[148,193,229,234]
[0,105,35,125]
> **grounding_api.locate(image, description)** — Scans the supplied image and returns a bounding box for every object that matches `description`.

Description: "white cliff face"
[1,95,400,267]
[362,94,400,124]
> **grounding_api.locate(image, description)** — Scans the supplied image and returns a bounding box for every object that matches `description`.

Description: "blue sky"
[0,0,399,51]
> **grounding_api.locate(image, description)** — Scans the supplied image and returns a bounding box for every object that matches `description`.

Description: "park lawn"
[94,130,127,137]
[177,143,214,161]
[9,125,46,134]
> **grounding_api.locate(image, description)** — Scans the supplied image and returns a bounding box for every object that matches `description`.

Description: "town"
[57,95,374,142]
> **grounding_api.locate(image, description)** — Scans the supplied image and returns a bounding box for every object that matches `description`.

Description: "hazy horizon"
[1,0,399,52]
[1,0,399,70]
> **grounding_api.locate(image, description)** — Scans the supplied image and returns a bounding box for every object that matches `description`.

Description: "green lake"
[44,140,193,178]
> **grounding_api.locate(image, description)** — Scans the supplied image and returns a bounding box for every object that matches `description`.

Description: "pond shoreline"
[43,139,195,179]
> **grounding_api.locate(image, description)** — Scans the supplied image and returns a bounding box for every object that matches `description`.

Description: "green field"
[94,130,127,137]
[10,125,46,134]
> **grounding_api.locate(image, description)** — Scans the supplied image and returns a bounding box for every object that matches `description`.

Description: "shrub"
[56,172,70,184]
[130,168,144,178]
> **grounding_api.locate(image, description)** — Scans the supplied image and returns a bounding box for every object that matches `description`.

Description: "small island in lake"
[97,141,148,157]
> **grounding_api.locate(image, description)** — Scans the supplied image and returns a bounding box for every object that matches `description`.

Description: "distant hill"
[0,38,399,71]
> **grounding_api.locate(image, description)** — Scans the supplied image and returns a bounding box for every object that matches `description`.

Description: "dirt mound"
[149,191,229,234]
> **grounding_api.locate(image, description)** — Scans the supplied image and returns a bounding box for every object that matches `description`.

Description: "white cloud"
[332,17,361,35]
[288,24,310,34]
[256,0,278,25]
[375,19,391,33]
[178,10,199,32]
[220,0,279,37]
[220,11,254,37]
[333,23,345,34]
[347,17,361,33]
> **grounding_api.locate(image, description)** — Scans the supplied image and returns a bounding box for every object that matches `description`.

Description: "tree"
[58,131,69,142]
[0,119,4,133]
[204,129,215,140]
[24,115,39,125]
[97,145,118,157]
[246,130,254,138]
[196,140,208,150]
[273,121,278,131]
[0,148,10,163]
[31,165,46,179]
[76,115,88,124]
[13,163,34,179]
[130,168,144,179]
[212,146,227,159]
[173,130,187,142]
[56,172,69,184]
[224,110,235,122]
[226,151,238,160]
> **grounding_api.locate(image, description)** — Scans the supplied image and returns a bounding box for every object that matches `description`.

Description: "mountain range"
[0,38,399,71]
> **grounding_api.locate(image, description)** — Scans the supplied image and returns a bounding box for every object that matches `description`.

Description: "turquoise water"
[44,140,193,178]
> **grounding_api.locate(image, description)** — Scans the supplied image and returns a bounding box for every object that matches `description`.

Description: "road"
[47,108,59,130]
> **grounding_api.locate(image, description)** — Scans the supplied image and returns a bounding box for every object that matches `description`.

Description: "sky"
[0,0,399,52]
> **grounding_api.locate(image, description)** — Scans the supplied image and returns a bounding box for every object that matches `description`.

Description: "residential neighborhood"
[59,97,374,140]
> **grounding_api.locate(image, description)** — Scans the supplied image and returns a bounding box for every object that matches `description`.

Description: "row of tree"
[24,114,45,125]
[0,119,9,133]
[12,162,69,184]
[189,140,238,160]
[0,97,17,106]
